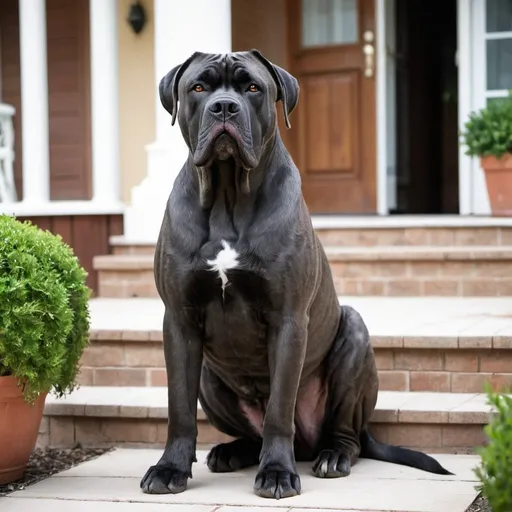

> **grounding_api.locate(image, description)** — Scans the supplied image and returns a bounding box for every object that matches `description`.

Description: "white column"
[19,0,50,204]
[90,0,121,205]
[123,0,232,242]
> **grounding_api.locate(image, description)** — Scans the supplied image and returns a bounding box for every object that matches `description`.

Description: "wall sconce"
[128,1,146,34]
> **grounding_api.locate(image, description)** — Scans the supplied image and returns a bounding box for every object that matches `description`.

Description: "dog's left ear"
[250,49,299,129]
[159,52,200,126]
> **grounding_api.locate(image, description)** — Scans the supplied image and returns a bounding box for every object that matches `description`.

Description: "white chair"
[0,103,17,203]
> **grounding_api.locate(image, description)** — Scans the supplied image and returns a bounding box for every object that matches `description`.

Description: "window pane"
[302,0,358,48]
[486,0,512,32]
[487,39,512,89]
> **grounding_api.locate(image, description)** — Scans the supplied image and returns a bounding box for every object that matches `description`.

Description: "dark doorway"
[393,0,459,214]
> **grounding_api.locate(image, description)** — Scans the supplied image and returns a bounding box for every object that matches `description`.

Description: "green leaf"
[473,385,512,512]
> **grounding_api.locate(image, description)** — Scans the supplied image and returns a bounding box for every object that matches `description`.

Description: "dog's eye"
[248,84,259,93]
[193,84,204,92]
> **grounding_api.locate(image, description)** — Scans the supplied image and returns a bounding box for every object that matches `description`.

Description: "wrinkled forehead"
[180,52,275,92]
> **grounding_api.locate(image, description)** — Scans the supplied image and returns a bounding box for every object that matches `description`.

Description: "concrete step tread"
[88,296,512,349]
[94,245,512,269]
[44,387,498,425]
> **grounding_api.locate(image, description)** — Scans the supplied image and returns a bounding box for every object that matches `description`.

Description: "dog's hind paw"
[207,439,261,473]
[140,464,189,494]
[312,449,351,478]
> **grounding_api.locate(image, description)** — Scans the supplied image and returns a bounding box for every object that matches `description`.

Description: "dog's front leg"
[141,308,203,494]
[254,316,307,499]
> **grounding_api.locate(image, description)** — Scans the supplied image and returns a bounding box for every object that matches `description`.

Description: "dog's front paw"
[253,466,301,499]
[312,449,351,478]
[140,464,190,494]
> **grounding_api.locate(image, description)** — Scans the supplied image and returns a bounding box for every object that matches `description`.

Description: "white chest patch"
[206,240,239,295]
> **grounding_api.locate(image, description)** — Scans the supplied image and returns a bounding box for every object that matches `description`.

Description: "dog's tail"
[359,429,454,475]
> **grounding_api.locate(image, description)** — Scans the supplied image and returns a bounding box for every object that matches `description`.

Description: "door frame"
[376,0,395,214]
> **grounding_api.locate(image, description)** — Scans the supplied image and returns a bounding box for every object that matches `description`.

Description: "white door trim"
[457,0,474,215]
[376,0,397,215]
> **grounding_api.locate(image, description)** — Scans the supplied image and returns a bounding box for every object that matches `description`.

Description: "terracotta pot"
[0,376,47,485]
[481,154,512,216]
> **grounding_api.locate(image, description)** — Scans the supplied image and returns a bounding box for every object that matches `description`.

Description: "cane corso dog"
[141,49,452,500]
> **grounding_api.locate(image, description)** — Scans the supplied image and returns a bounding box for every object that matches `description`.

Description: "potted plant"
[474,385,512,512]
[0,215,90,484]
[461,91,512,216]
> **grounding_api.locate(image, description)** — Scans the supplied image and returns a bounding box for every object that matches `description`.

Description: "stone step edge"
[88,328,512,350]
[43,387,496,426]
[109,218,512,242]
[93,245,512,270]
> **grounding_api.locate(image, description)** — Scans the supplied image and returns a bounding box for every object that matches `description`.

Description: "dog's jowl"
[140,50,452,500]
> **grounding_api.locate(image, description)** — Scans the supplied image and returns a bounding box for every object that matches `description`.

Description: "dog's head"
[159,50,299,170]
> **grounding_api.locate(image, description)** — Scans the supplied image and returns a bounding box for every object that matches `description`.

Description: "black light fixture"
[128,1,146,34]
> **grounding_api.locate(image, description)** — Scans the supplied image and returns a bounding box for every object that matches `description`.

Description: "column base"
[123,141,187,243]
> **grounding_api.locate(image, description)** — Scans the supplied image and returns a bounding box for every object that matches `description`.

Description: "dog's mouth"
[193,123,258,169]
[213,132,239,161]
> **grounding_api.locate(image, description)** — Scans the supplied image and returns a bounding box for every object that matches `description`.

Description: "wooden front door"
[287,0,377,213]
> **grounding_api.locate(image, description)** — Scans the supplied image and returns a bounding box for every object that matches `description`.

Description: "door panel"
[287,0,377,213]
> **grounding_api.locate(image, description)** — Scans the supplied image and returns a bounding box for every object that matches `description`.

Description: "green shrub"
[461,91,512,159]
[474,385,512,512]
[0,215,90,403]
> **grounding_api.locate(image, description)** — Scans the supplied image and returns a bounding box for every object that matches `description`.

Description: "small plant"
[474,384,512,512]
[461,90,512,159]
[0,215,90,403]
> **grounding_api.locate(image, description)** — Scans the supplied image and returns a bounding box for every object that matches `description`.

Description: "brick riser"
[38,415,486,455]
[111,226,512,253]
[78,341,512,394]
[97,258,512,298]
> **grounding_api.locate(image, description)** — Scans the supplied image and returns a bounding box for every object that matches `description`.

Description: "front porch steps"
[79,296,512,394]
[94,245,512,298]
[96,219,512,298]
[39,387,493,455]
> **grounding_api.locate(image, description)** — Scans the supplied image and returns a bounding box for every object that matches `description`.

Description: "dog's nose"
[209,98,240,119]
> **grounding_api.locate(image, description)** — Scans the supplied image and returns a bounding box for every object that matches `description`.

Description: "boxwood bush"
[474,385,512,512]
[461,91,512,159]
[0,215,90,403]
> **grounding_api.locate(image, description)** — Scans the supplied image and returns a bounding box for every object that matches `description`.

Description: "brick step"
[83,297,512,394]
[79,329,512,393]
[39,386,494,454]
[94,245,512,298]
[110,217,512,254]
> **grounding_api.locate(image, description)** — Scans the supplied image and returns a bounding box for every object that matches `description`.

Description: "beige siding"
[117,0,155,204]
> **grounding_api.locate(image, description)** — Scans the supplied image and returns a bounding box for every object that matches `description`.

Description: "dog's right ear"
[159,52,199,126]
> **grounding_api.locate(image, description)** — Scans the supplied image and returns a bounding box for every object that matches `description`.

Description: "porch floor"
[2,447,481,512]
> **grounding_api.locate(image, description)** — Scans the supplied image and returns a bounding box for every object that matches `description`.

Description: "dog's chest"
[204,239,240,296]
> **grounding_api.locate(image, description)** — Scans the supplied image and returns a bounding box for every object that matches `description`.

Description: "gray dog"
[141,49,451,500]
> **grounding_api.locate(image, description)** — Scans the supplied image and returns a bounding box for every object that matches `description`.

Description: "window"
[485,0,512,100]
[301,0,358,47]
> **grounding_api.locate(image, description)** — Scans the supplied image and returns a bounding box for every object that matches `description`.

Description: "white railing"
[0,103,16,203]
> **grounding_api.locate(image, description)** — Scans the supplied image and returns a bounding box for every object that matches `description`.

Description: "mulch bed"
[466,495,491,512]
[0,446,113,497]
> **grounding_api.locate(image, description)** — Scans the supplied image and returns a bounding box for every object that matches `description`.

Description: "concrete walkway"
[2,448,481,512]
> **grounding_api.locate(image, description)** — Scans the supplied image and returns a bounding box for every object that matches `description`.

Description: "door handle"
[363,30,374,78]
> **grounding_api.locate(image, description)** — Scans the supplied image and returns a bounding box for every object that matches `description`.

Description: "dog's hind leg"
[312,305,378,478]
[314,305,452,477]
[199,364,262,473]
